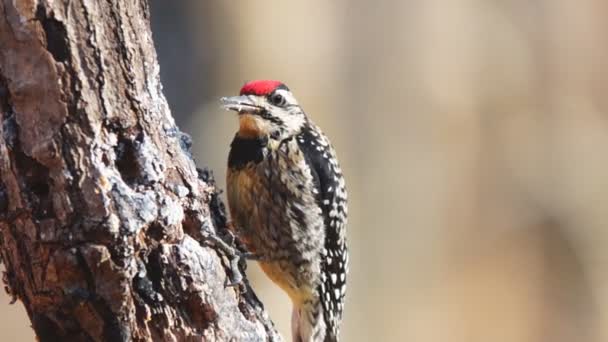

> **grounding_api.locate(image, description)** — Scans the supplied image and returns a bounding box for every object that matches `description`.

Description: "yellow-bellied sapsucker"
[221,80,348,342]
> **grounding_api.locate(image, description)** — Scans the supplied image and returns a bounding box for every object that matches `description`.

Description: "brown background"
[2,1,608,341]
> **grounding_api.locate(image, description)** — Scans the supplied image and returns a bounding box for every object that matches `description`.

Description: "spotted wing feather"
[296,124,348,340]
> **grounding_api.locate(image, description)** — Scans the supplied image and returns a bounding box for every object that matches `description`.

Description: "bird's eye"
[269,93,286,107]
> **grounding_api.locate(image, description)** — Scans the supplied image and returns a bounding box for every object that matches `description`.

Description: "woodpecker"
[221,80,348,342]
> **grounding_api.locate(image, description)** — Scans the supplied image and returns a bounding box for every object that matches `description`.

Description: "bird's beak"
[220,95,262,114]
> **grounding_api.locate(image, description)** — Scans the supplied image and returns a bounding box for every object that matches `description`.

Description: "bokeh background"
[3,1,608,341]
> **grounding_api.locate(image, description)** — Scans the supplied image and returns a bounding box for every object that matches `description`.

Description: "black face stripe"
[259,110,284,125]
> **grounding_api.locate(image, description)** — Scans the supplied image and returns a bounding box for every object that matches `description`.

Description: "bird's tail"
[291,307,305,342]
[292,301,336,342]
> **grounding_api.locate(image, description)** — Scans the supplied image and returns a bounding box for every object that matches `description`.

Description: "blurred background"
[3,0,608,341]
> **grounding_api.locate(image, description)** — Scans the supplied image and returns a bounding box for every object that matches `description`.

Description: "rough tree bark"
[0,0,281,341]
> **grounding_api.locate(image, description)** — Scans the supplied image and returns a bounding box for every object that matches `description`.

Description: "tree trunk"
[0,0,280,341]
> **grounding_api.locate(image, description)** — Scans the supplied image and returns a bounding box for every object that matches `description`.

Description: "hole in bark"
[0,76,17,149]
[31,181,50,198]
[115,139,140,185]
[147,222,166,241]
[0,184,7,213]
[144,248,165,299]
[0,74,10,112]
[101,153,110,166]
[14,151,52,219]
[36,5,69,63]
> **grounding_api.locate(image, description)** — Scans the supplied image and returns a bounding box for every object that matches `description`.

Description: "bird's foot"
[203,230,269,291]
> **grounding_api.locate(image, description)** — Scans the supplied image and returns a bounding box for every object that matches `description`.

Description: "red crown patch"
[240,80,285,96]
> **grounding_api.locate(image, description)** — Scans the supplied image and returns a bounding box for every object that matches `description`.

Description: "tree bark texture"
[0,0,281,341]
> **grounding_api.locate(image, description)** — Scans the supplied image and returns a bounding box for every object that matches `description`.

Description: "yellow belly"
[226,146,316,307]
[259,261,312,307]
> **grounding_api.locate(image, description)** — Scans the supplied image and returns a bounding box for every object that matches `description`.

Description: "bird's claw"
[204,231,260,291]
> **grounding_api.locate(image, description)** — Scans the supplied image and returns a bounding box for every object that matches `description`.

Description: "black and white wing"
[297,124,348,340]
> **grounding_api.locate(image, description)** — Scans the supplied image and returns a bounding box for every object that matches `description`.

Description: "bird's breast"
[228,134,267,170]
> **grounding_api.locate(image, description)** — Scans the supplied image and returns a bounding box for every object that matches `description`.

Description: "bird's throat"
[238,114,271,139]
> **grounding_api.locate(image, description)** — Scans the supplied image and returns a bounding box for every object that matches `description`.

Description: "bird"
[221,80,348,342]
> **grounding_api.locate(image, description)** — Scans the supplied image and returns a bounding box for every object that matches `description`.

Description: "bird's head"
[221,80,307,140]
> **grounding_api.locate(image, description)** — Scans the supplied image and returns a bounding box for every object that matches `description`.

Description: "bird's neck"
[237,114,272,139]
